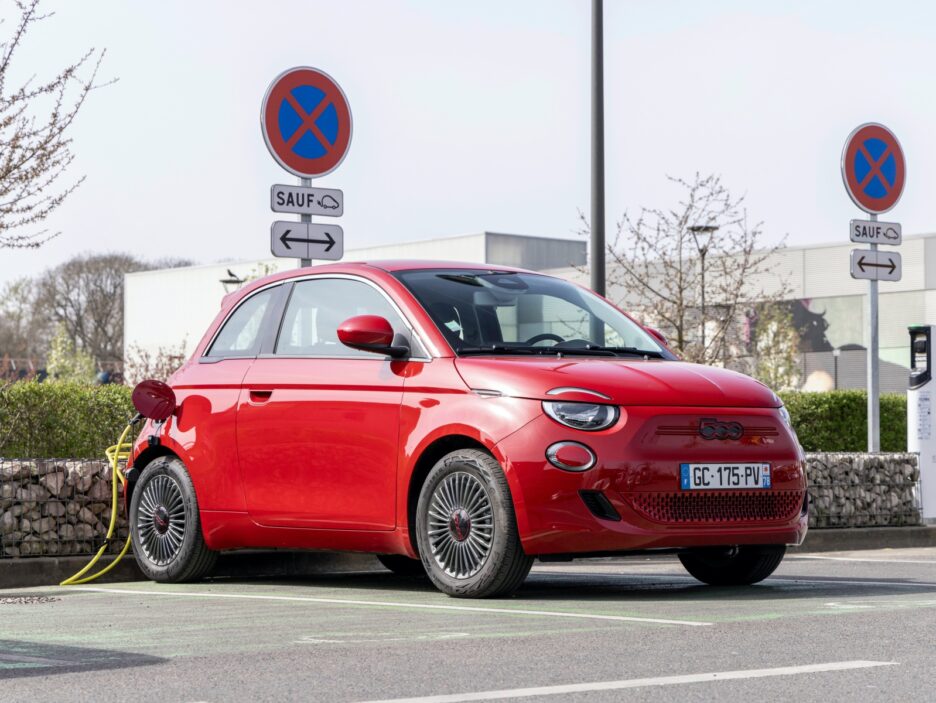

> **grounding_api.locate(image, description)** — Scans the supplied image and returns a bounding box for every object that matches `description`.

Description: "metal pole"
[868,213,880,451]
[590,0,605,297]
[299,176,312,268]
[700,249,706,353]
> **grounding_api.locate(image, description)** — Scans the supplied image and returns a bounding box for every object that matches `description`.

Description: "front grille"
[623,490,803,524]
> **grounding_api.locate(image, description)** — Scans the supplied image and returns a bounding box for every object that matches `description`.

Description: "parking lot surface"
[1,547,934,702]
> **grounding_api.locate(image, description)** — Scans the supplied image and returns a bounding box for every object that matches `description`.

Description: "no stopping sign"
[261,67,352,179]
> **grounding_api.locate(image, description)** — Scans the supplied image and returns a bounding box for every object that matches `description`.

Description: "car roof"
[222,260,543,309]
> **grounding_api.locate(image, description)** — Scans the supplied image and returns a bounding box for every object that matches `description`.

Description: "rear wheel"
[415,448,532,598]
[130,456,217,582]
[678,545,786,586]
[377,554,426,577]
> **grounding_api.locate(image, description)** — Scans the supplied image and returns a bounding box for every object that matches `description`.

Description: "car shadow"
[0,639,165,680]
[206,563,936,604]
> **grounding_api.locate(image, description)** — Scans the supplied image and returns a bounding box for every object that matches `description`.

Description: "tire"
[377,554,426,578]
[129,455,217,582]
[678,545,786,586]
[415,448,533,598]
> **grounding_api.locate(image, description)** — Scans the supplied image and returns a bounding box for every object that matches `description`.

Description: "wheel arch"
[405,434,489,556]
[127,445,180,508]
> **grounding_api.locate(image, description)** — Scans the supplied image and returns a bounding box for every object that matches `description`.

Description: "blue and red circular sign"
[261,67,352,178]
[841,123,905,214]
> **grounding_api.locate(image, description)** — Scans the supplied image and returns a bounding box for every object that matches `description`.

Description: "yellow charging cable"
[60,420,138,586]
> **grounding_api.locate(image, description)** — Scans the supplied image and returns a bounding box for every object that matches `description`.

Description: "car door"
[236,275,422,530]
[176,283,286,512]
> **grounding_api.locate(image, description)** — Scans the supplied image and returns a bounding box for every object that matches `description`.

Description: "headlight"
[542,401,619,431]
[778,405,792,428]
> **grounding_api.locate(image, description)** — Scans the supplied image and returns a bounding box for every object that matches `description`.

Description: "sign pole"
[868,213,880,452]
[299,176,312,268]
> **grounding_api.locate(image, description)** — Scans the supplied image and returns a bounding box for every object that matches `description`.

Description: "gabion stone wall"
[1,459,127,558]
[0,452,924,557]
[805,452,921,528]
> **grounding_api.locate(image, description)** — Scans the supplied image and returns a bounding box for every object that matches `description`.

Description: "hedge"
[0,382,909,459]
[779,390,906,453]
[0,382,134,459]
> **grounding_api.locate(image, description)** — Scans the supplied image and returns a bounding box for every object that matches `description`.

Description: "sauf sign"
[840,122,906,452]
[261,67,352,265]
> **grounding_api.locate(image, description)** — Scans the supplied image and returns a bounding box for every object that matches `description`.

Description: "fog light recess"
[545,441,596,472]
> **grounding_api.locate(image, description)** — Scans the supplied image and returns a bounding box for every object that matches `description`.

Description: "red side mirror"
[645,326,669,347]
[132,379,177,421]
[337,315,408,358]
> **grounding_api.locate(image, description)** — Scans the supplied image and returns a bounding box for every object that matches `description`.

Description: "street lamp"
[833,347,841,389]
[687,224,719,354]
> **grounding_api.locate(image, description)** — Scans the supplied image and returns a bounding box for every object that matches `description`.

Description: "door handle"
[248,389,273,404]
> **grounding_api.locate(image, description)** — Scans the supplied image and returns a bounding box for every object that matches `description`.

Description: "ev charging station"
[907,325,936,523]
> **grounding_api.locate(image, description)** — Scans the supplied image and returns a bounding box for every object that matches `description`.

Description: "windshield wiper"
[582,345,666,359]
[457,345,536,355]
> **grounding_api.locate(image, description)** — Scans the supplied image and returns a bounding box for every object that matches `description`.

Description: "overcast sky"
[1,0,933,285]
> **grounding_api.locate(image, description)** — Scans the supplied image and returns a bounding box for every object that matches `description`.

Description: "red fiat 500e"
[127,261,807,598]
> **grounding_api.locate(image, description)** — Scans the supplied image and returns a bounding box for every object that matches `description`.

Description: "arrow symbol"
[857,256,896,275]
[280,228,336,252]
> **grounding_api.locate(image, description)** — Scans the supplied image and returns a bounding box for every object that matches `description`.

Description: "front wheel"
[678,545,786,586]
[129,455,217,582]
[415,449,532,598]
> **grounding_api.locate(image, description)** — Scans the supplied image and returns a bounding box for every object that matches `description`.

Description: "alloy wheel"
[427,471,494,578]
[136,474,186,565]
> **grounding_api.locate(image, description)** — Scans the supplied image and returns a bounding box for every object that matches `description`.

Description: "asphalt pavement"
[1,547,934,702]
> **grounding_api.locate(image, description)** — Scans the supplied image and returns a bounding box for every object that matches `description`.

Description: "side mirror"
[132,379,177,421]
[645,326,669,347]
[337,315,409,358]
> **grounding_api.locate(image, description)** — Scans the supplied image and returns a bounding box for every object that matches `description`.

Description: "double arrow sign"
[271,221,344,261]
[849,248,901,282]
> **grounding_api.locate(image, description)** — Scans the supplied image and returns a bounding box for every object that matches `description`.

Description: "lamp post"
[688,225,719,355]
[833,347,841,389]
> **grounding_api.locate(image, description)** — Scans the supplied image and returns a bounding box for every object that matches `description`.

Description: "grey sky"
[1,0,933,285]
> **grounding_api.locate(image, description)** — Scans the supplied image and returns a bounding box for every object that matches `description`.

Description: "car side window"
[275,278,410,358]
[207,287,277,357]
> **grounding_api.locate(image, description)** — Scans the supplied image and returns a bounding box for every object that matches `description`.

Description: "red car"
[127,261,807,598]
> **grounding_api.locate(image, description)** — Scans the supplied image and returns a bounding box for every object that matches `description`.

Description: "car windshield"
[394,269,670,358]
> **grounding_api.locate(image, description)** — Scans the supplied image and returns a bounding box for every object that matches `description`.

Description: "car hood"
[454,357,779,408]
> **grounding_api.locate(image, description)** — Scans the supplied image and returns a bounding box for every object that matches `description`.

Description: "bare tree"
[123,338,188,386]
[749,301,800,391]
[582,173,791,366]
[0,0,111,248]
[34,253,146,365]
[33,253,196,368]
[0,275,50,359]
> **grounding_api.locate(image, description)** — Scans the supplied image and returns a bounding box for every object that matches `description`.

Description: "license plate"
[680,463,771,490]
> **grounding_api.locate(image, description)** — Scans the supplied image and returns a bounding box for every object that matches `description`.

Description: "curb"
[791,525,936,553]
[0,555,145,590]
[0,551,384,590]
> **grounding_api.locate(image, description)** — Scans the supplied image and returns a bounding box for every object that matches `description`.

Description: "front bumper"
[496,406,808,556]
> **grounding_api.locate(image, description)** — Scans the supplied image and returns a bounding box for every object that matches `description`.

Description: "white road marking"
[356,661,896,703]
[71,586,712,627]
[791,555,936,565]
[769,576,936,588]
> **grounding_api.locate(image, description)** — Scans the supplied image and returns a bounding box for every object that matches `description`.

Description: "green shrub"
[780,390,906,453]
[0,381,134,459]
